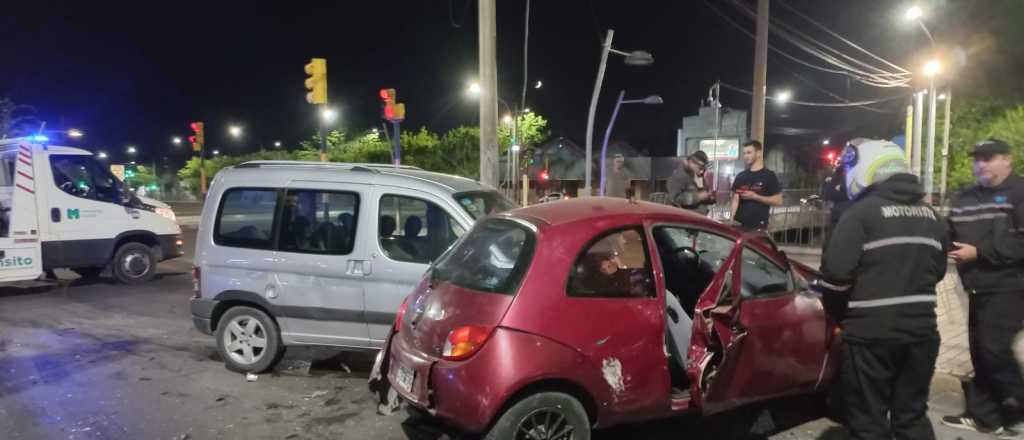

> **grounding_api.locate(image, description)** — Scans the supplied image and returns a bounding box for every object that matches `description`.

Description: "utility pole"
[750,0,770,143]
[925,79,938,201]
[478,0,499,187]
[940,88,952,205]
[584,30,614,196]
[913,91,924,177]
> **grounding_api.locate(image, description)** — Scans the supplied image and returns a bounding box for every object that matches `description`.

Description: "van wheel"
[216,306,283,374]
[72,267,105,280]
[112,242,157,284]
[485,392,590,440]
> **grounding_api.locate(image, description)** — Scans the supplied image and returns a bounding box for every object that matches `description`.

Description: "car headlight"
[155,207,177,222]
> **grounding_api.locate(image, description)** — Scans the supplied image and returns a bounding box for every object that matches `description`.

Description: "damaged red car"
[369,198,838,439]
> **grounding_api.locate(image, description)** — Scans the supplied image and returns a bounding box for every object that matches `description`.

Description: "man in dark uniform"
[667,150,715,214]
[821,140,949,440]
[942,139,1024,438]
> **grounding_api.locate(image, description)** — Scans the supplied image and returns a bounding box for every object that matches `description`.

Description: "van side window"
[568,228,654,298]
[378,195,465,264]
[50,155,122,203]
[215,189,279,250]
[278,190,359,255]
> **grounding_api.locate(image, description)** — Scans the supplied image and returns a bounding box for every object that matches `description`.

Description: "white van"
[0,138,183,286]
[190,161,515,373]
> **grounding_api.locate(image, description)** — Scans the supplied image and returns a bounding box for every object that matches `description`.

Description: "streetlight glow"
[67,128,84,138]
[212,150,220,156]
[97,151,108,159]
[126,146,137,154]
[775,90,792,104]
[534,80,543,89]
[923,59,942,77]
[523,108,531,114]
[502,114,513,124]
[273,141,282,148]
[905,5,923,21]
[229,126,242,138]
[823,139,830,145]
[321,108,337,123]
[172,137,182,145]
[467,82,481,96]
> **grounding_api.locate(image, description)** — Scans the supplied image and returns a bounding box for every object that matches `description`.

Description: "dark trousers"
[840,338,940,440]
[964,291,1024,428]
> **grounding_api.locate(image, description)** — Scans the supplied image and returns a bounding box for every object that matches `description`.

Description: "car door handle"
[347,260,372,276]
[51,208,61,222]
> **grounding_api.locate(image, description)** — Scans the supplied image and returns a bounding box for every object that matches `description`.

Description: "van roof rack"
[235,161,422,172]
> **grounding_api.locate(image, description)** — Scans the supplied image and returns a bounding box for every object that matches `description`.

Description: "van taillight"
[191,266,201,299]
[393,296,411,332]
[442,325,495,361]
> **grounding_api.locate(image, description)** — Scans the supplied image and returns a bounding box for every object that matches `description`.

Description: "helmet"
[840,139,908,199]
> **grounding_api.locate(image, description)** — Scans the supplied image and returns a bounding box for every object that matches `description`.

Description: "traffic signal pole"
[319,103,327,162]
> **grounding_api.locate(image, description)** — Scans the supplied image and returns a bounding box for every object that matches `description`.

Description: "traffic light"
[539,169,550,181]
[304,58,328,104]
[379,88,406,122]
[189,121,204,152]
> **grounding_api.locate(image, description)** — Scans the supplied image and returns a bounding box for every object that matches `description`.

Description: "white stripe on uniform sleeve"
[862,236,943,251]
[848,295,937,309]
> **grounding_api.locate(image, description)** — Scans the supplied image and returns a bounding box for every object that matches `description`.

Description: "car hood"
[138,196,170,209]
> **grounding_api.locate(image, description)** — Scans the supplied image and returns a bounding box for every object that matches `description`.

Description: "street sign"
[698,138,740,160]
[110,164,125,181]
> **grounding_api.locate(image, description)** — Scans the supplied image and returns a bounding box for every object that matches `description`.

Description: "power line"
[719,82,908,109]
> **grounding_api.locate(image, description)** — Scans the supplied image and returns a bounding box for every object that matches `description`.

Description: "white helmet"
[840,139,908,199]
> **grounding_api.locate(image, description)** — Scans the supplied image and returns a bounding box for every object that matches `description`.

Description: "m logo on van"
[67,208,80,220]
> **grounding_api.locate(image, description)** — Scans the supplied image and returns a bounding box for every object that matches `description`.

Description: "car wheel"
[72,266,105,280]
[484,392,590,440]
[112,242,157,284]
[215,306,283,374]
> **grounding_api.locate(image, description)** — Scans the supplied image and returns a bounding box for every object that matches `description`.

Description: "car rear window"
[431,218,535,295]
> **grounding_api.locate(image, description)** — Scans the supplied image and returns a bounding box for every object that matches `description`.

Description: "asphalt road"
[0,232,991,440]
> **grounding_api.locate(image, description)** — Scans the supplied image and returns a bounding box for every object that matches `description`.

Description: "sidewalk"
[779,246,973,378]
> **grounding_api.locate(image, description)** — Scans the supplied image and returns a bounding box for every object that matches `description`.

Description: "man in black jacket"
[667,150,714,214]
[821,140,949,440]
[942,139,1024,438]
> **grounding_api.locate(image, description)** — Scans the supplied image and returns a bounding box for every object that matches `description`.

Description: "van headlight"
[155,207,177,222]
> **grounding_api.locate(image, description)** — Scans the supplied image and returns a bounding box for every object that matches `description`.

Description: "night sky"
[0,0,1002,167]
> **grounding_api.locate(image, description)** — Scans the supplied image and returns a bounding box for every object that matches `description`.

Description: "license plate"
[395,363,415,393]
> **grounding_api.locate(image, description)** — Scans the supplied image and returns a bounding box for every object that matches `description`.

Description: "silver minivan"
[189,161,515,373]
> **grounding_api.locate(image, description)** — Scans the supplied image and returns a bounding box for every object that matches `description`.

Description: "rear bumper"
[157,234,185,261]
[191,298,218,335]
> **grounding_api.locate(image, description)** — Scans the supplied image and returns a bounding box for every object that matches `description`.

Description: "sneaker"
[942,415,1020,438]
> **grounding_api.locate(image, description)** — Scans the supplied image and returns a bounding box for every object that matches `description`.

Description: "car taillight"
[442,325,494,361]
[191,266,201,299]
[394,296,411,332]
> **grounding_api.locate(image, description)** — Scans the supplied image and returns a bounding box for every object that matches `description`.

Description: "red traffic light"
[188,136,197,144]
[539,170,550,181]
[380,88,395,101]
[826,152,836,161]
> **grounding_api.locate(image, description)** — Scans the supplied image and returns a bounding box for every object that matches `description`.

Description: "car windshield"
[454,191,517,220]
[431,218,535,295]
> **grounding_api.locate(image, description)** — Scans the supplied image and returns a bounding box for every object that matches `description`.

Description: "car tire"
[484,392,590,440]
[72,267,105,280]
[111,242,157,284]
[215,306,283,374]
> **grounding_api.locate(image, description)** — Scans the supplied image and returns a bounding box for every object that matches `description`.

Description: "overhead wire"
[719,82,911,107]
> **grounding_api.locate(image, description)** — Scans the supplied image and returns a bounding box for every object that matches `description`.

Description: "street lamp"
[467,82,482,96]
[126,146,137,155]
[502,114,513,125]
[67,128,84,138]
[229,125,242,138]
[905,5,923,21]
[212,150,220,156]
[599,92,663,196]
[585,29,654,195]
[534,80,543,89]
[172,137,182,146]
[321,108,337,123]
[97,151,108,160]
[273,141,282,148]
[774,90,792,104]
[823,139,830,146]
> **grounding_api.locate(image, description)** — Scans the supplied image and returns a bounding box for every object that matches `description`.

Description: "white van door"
[272,181,371,348]
[0,145,42,282]
[363,188,468,346]
[42,153,136,269]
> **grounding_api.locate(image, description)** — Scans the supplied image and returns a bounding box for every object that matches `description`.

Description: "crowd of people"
[622,137,1024,439]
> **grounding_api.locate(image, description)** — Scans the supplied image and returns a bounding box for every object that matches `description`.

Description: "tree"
[0,98,39,139]
[176,150,293,195]
[436,127,481,179]
[498,111,550,154]
[943,98,1024,191]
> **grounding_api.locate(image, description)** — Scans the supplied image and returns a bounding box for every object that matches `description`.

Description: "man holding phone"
[942,139,1024,438]
[731,140,782,231]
